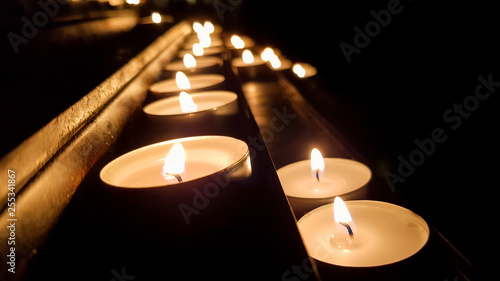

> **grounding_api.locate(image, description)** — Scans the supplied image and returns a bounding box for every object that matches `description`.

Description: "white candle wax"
[297,200,429,267]
[100,136,250,188]
[143,91,238,116]
[165,56,223,72]
[277,158,371,199]
[149,74,225,95]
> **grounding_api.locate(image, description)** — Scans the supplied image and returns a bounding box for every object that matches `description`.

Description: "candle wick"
[315,169,320,182]
[339,222,354,236]
[165,173,183,183]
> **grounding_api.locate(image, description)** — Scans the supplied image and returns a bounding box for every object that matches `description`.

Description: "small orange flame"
[183,54,197,69]
[269,54,281,69]
[192,43,204,56]
[162,143,186,181]
[334,197,354,232]
[310,148,325,181]
[261,47,274,61]
[152,12,162,24]
[293,64,306,78]
[242,50,254,64]
[179,92,197,113]
[204,21,215,33]
[231,35,245,49]
[175,72,191,90]
[192,22,203,33]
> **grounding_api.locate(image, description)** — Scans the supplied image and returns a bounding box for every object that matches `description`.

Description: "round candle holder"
[297,200,429,268]
[143,91,238,117]
[164,56,223,76]
[100,135,251,188]
[149,74,225,96]
[277,158,371,199]
[231,57,270,81]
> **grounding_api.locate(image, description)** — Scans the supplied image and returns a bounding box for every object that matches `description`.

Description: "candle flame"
[203,21,215,33]
[183,54,197,69]
[293,64,306,78]
[175,71,191,90]
[310,148,325,181]
[334,197,354,233]
[192,22,203,33]
[261,47,274,61]
[269,54,281,69]
[152,12,162,24]
[162,143,186,181]
[242,50,254,64]
[179,91,197,113]
[192,43,204,56]
[198,32,211,48]
[231,35,245,49]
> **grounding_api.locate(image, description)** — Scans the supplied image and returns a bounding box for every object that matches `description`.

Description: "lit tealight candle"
[231,50,265,68]
[297,197,430,267]
[165,55,223,73]
[269,54,292,71]
[150,71,225,95]
[292,63,317,78]
[143,91,238,116]
[277,149,372,198]
[100,136,251,188]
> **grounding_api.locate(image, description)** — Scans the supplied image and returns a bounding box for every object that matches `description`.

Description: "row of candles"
[100,20,429,271]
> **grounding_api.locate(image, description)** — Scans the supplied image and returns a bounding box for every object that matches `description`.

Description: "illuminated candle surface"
[100,136,250,188]
[277,153,371,198]
[297,200,429,267]
[143,91,238,116]
[150,74,225,95]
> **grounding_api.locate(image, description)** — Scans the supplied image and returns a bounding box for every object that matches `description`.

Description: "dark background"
[1,0,497,272]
